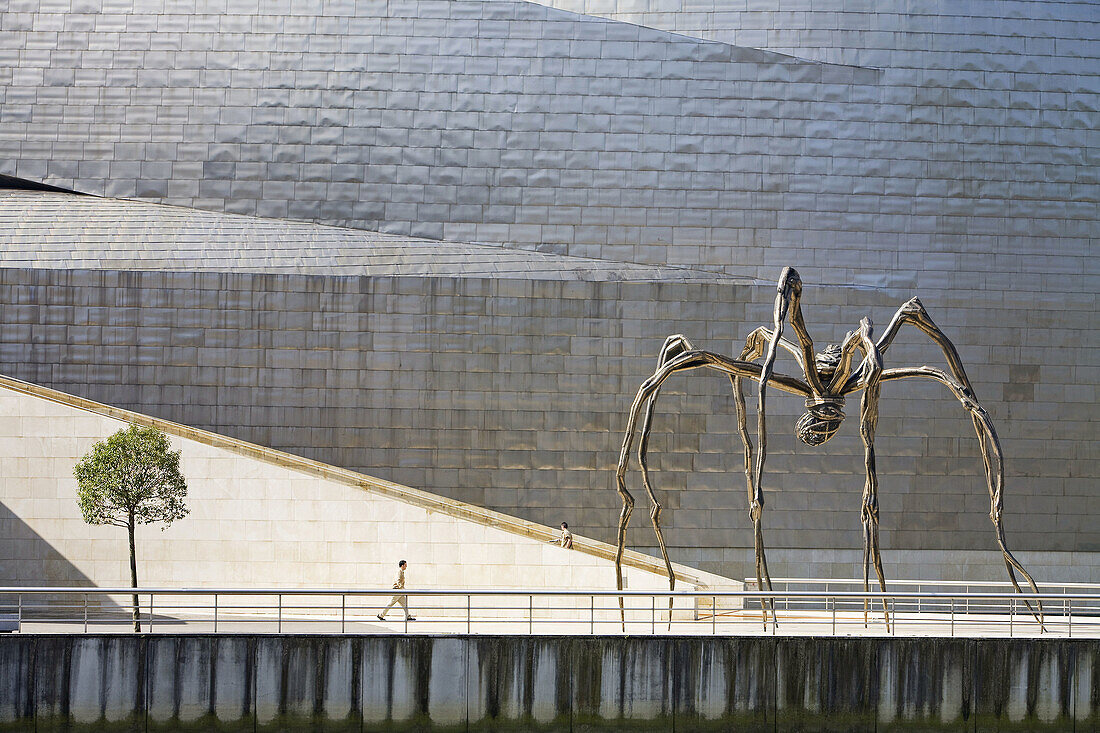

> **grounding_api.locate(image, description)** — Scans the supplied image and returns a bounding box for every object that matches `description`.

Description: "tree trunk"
[128,516,140,633]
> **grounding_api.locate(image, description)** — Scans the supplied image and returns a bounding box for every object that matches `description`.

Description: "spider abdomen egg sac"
[796,401,845,446]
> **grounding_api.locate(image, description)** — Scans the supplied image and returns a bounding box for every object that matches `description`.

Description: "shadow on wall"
[0,500,94,587]
[0,501,126,617]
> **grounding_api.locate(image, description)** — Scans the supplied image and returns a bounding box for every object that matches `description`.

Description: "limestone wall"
[0,374,730,598]
[0,634,1096,730]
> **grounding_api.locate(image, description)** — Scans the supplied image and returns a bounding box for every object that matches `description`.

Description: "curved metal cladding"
[0,0,1095,581]
[0,0,1094,291]
[524,0,1100,71]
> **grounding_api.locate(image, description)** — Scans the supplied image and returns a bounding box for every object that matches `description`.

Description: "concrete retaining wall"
[0,634,1096,731]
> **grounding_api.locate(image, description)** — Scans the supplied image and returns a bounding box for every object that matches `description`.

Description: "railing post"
[711,596,716,635]
[17,595,21,630]
[529,595,533,635]
[213,594,218,634]
[950,598,954,637]
[83,594,88,633]
[467,594,471,634]
[890,598,895,636]
[831,596,836,635]
[1068,599,1072,638]
[149,594,154,633]
[1009,597,1014,637]
[341,594,346,634]
[278,594,282,633]
[651,595,655,635]
[590,595,594,635]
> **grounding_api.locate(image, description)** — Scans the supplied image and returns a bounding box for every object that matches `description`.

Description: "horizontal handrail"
[0,587,1098,601]
[5,585,1097,638]
[747,577,1100,589]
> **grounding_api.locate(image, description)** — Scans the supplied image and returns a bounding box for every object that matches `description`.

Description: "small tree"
[74,424,189,632]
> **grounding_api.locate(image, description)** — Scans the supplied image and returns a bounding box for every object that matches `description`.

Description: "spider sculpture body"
[614,267,1043,629]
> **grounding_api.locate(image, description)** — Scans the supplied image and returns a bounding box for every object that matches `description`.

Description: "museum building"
[0,0,1095,584]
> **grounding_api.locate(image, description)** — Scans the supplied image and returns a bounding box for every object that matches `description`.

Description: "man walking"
[377,559,415,621]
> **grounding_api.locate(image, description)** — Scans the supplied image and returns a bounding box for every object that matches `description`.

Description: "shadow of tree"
[0,501,121,620]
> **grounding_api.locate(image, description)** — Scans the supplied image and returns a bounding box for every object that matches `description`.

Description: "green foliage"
[74,424,189,529]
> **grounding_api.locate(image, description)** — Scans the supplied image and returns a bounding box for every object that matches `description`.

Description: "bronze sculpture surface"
[615,267,1042,629]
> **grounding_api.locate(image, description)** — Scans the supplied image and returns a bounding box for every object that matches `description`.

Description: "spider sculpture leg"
[880,366,1045,630]
[741,325,807,373]
[746,267,830,627]
[730,372,774,629]
[615,349,810,629]
[732,326,801,628]
[637,334,696,627]
[634,332,788,607]
[861,299,1043,628]
[825,327,863,394]
[769,267,827,395]
[854,318,891,630]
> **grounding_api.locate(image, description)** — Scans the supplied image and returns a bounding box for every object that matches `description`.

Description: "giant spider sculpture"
[614,267,1042,629]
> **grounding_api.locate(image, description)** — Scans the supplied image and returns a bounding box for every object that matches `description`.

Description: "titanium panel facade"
[1,0,1095,294]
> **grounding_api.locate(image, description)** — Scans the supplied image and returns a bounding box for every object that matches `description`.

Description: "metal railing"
[743,577,1100,619]
[745,577,1100,593]
[0,586,1097,637]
